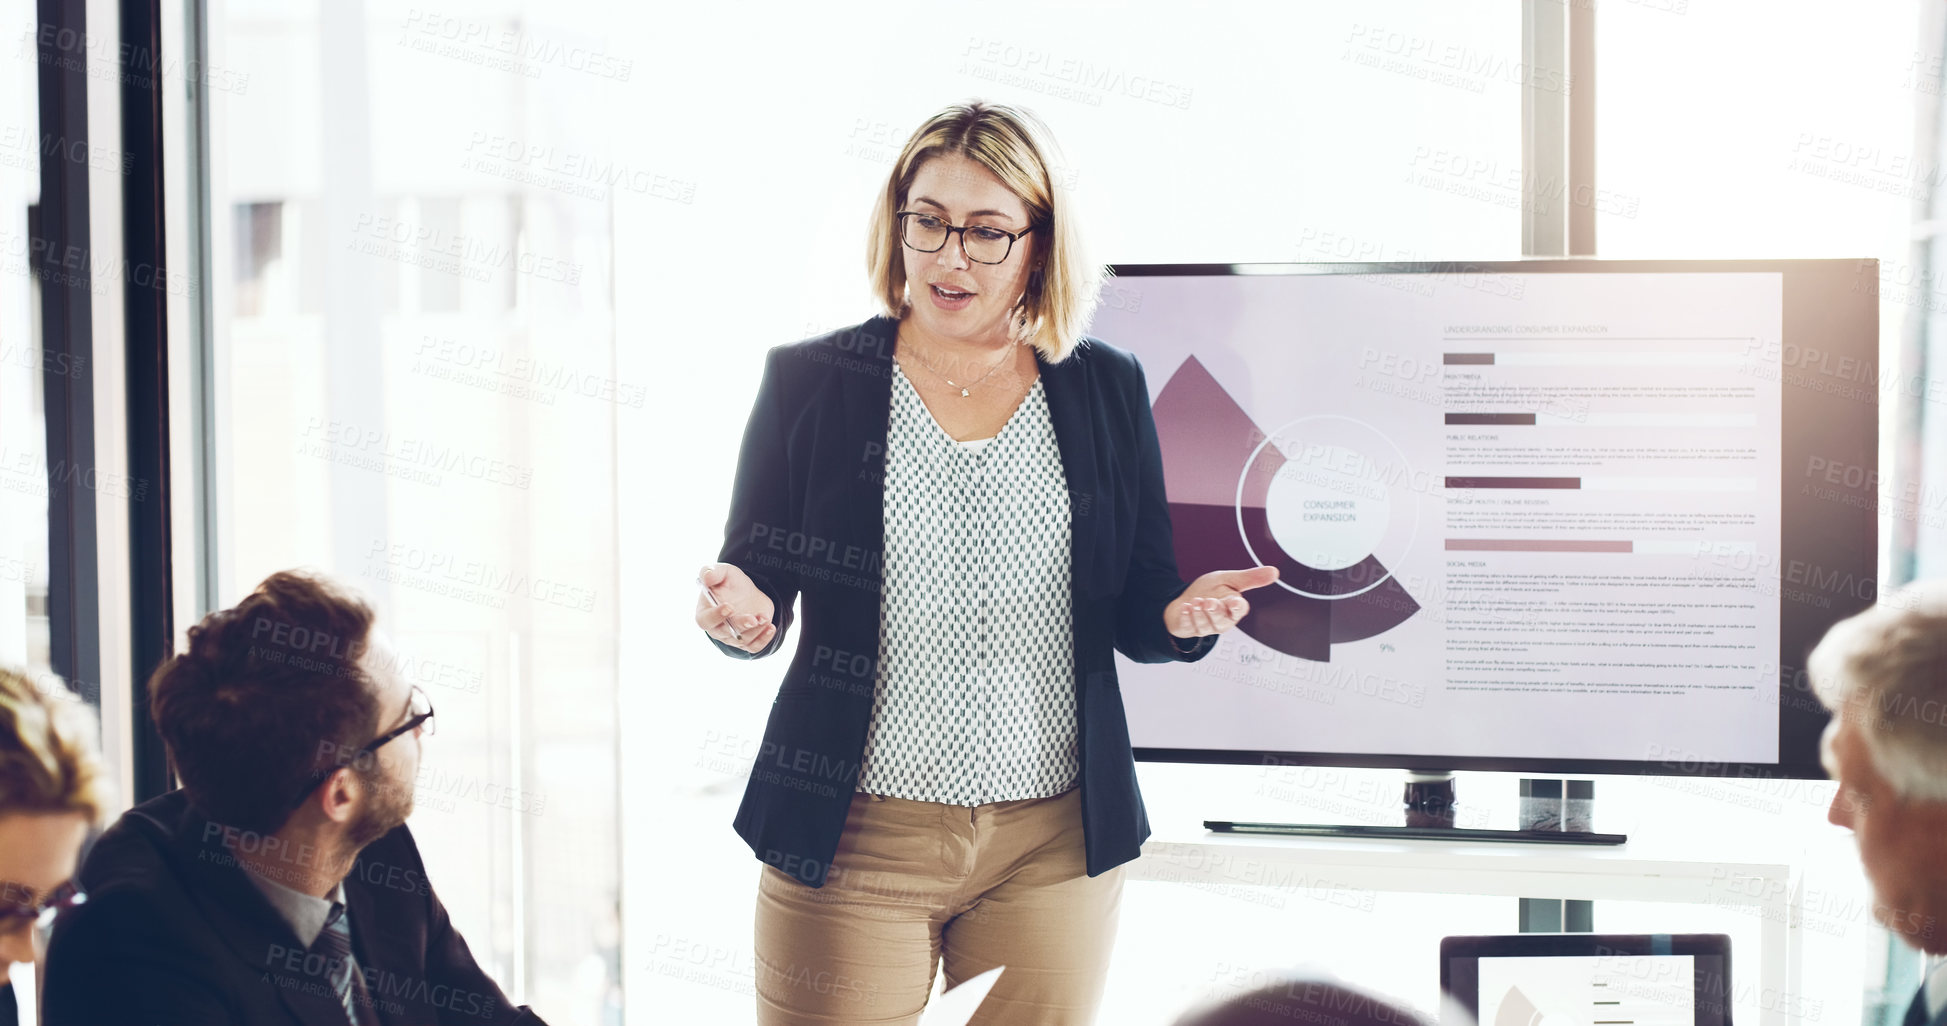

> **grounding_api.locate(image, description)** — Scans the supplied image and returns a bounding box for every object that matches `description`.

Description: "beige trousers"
[753,787,1124,1026]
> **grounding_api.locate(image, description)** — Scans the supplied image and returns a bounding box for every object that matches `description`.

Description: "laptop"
[1442,934,1732,1026]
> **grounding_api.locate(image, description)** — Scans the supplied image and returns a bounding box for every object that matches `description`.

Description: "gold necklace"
[904,339,1017,398]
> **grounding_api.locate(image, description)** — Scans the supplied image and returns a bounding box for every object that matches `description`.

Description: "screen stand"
[1203,770,1627,845]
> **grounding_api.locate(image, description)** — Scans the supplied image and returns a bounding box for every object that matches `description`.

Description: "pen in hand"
[697,574,742,641]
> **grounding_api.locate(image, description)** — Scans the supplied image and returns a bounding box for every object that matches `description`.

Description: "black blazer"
[712,315,1216,887]
[40,790,546,1026]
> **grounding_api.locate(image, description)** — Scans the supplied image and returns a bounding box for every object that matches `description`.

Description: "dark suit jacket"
[712,315,1216,887]
[1906,984,1946,1026]
[40,790,546,1026]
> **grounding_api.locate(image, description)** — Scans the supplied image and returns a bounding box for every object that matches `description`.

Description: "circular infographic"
[1237,415,1422,601]
[1152,357,1426,661]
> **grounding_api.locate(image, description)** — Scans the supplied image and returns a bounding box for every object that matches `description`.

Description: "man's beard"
[343,769,414,852]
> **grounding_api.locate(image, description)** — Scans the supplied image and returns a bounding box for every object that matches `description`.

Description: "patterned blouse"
[855,362,1080,804]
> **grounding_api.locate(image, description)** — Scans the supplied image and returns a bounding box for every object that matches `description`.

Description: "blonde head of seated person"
[0,666,107,971]
[1811,579,1947,964]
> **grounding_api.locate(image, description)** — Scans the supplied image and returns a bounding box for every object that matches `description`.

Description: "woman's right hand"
[696,562,778,654]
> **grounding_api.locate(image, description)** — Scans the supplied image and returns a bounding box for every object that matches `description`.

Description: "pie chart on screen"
[1153,356,1422,661]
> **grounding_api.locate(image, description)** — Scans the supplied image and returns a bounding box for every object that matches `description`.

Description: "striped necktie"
[311,901,373,1026]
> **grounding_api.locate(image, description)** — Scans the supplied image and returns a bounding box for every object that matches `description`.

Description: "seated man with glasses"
[0,665,106,1026]
[40,570,547,1026]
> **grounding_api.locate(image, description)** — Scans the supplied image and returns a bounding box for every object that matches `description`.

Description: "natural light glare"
[6,0,1937,1023]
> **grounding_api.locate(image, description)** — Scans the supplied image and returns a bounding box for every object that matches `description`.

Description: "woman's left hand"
[1165,566,1280,638]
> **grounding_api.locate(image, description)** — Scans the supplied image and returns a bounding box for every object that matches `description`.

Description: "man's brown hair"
[150,570,383,833]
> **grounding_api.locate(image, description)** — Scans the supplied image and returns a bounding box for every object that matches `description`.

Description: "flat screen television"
[1088,259,1878,781]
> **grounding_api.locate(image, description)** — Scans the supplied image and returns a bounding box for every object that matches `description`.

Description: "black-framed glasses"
[896,211,1033,264]
[288,685,435,811]
[0,880,85,935]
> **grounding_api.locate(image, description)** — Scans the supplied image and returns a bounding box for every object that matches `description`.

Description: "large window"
[195,1,624,1018]
[0,0,51,682]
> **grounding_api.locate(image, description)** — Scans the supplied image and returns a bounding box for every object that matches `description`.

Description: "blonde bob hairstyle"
[866,100,1104,363]
[0,665,108,825]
